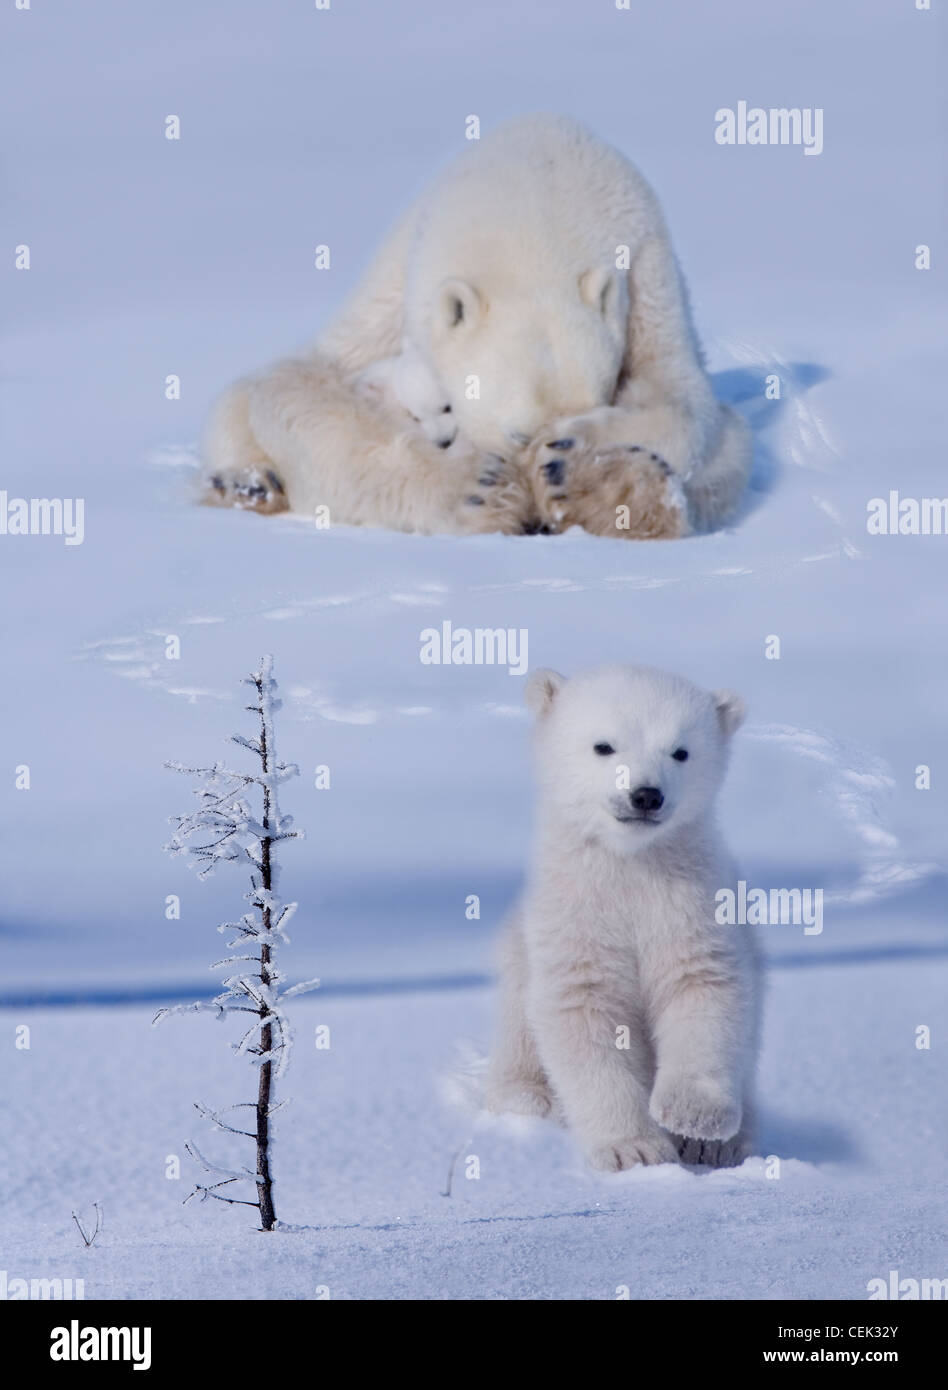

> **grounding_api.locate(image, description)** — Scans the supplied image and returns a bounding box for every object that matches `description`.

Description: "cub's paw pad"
[676,1134,749,1169]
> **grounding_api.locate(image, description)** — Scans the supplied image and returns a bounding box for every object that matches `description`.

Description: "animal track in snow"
[746,722,938,903]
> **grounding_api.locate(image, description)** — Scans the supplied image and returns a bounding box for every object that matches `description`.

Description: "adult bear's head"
[416,266,628,458]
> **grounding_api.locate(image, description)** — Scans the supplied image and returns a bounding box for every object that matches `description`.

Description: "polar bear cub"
[355,338,458,449]
[485,664,760,1170]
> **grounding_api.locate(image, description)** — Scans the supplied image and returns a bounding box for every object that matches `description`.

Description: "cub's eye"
[593,743,615,756]
[672,748,689,762]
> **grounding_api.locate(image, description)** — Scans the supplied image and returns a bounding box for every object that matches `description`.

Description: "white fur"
[485,664,761,1171]
[355,338,457,448]
[203,114,750,536]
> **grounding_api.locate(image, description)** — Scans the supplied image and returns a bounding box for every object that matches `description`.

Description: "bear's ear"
[579,266,618,316]
[434,278,483,334]
[713,690,746,738]
[525,668,566,718]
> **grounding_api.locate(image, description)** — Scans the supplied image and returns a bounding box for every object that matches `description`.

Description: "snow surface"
[2,0,946,1299]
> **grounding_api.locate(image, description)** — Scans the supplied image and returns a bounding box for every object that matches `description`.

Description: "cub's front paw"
[649,1074,742,1142]
[526,417,690,540]
[585,1129,680,1172]
[202,465,289,515]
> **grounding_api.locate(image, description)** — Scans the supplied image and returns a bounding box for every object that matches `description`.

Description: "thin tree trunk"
[256,1027,275,1230]
[256,675,276,1231]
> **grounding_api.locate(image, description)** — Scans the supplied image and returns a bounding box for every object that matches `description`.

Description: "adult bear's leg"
[524,236,750,538]
[202,378,290,514]
[680,403,752,533]
[610,235,751,532]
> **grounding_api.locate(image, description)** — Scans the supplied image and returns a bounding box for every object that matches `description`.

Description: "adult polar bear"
[204,115,750,539]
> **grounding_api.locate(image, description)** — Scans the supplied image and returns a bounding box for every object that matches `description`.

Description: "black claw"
[466,494,485,506]
[627,445,643,453]
[437,438,453,449]
[266,470,285,494]
[547,438,574,450]
[210,474,226,494]
[542,458,566,485]
[478,471,500,486]
[441,405,452,414]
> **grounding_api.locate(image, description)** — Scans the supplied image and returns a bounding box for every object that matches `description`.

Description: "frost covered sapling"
[154,656,317,1230]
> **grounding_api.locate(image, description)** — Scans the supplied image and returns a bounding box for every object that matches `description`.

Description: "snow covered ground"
[2,0,946,1299]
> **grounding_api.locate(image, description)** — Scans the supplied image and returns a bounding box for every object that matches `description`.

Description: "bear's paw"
[649,1073,742,1141]
[585,1130,681,1172]
[450,445,546,537]
[526,414,691,540]
[202,464,290,515]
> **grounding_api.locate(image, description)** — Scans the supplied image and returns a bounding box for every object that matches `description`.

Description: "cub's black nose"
[630,785,664,813]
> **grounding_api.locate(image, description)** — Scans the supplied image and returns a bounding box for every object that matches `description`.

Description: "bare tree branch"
[158,656,316,1232]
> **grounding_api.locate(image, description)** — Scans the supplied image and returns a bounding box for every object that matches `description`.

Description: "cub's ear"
[525,668,566,718]
[713,689,746,738]
[579,266,619,316]
[434,277,483,334]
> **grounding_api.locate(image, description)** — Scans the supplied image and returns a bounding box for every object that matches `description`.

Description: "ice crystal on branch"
[154,656,318,1230]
